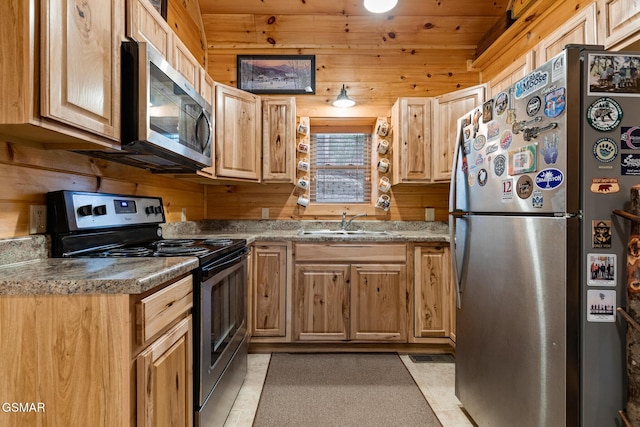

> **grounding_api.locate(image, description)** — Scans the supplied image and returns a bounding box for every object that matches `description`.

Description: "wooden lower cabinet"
[136,316,193,427]
[350,264,407,342]
[251,243,289,339]
[412,245,455,342]
[293,243,408,343]
[294,264,350,341]
[0,274,193,427]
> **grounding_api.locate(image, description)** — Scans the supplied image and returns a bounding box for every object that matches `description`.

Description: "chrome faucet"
[341,211,368,230]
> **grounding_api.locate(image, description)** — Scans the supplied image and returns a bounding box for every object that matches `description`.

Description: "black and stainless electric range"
[47,190,249,427]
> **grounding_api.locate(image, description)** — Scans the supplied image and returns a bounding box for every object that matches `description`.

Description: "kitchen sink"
[298,229,396,236]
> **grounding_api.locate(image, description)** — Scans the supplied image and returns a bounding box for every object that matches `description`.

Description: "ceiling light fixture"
[333,84,356,108]
[363,0,398,13]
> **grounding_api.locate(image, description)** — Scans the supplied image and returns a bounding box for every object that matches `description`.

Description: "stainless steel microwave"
[116,40,213,173]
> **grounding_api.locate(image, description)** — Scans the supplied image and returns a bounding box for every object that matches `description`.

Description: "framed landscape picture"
[148,0,167,20]
[237,55,316,94]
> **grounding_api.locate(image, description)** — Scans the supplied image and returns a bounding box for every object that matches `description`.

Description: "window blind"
[310,133,371,203]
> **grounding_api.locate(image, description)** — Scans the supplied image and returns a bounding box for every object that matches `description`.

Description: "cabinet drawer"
[295,244,406,263]
[136,275,193,343]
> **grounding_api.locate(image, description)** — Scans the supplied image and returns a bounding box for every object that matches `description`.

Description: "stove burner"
[102,247,154,257]
[202,239,233,246]
[156,246,210,257]
[155,239,195,247]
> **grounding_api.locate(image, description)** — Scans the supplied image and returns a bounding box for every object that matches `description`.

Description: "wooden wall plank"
[0,141,205,238]
[204,182,449,222]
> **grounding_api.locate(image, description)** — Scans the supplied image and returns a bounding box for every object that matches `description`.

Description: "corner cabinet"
[432,85,486,181]
[391,98,432,183]
[262,97,296,183]
[411,244,456,343]
[293,243,408,342]
[0,0,123,148]
[214,84,262,181]
[390,86,485,184]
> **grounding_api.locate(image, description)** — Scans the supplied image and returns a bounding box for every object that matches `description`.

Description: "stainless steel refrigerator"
[450,45,638,426]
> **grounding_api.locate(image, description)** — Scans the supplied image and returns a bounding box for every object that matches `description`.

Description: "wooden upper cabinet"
[535,2,598,65]
[487,52,534,98]
[174,37,201,91]
[126,0,172,59]
[599,0,640,48]
[391,98,432,183]
[432,85,485,182]
[0,0,122,148]
[262,97,296,183]
[43,0,122,140]
[215,84,262,181]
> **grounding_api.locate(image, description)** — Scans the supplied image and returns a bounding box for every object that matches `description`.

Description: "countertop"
[0,257,198,295]
[0,220,449,296]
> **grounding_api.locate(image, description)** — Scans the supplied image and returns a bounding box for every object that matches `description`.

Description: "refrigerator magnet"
[621,126,640,149]
[587,253,616,286]
[508,144,537,175]
[587,290,616,322]
[586,97,623,131]
[544,87,566,118]
[516,175,533,199]
[590,178,620,193]
[495,92,508,116]
[621,153,640,176]
[483,100,494,122]
[531,190,543,208]
[592,220,613,248]
[592,138,618,163]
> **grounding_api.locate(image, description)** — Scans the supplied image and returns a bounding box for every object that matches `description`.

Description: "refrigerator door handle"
[449,210,468,309]
[449,118,466,309]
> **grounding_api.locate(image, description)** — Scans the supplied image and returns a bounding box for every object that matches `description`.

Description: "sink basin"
[299,229,396,236]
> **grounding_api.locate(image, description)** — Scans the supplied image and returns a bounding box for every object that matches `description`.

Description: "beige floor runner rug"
[253,353,443,427]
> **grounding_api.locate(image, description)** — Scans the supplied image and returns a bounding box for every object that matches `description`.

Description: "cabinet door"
[174,37,200,90]
[42,0,122,140]
[599,0,640,48]
[252,245,287,337]
[127,0,172,59]
[391,98,432,183]
[414,246,452,338]
[350,264,407,341]
[215,84,262,181]
[137,315,193,427]
[432,85,485,181]
[262,97,296,183]
[487,52,534,98]
[536,2,597,65]
[294,264,350,341]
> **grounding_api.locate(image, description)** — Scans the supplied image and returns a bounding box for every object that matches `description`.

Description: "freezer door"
[451,50,572,214]
[454,215,579,427]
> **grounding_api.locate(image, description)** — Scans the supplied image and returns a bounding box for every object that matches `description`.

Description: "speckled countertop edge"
[0,257,198,296]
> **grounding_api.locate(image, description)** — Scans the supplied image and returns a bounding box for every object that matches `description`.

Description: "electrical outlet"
[30,205,47,234]
[425,207,435,222]
[261,208,269,219]
[181,208,187,222]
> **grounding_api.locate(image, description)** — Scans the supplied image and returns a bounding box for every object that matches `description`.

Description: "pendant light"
[363,0,398,13]
[333,84,356,108]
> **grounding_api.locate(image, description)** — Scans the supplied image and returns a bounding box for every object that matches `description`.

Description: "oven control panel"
[47,191,165,231]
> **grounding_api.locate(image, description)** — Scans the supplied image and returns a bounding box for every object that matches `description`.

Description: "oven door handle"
[201,247,249,276]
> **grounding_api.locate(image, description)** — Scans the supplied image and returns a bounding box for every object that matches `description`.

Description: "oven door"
[198,247,249,406]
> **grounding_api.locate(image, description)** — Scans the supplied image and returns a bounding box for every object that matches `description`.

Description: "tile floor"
[223,353,474,427]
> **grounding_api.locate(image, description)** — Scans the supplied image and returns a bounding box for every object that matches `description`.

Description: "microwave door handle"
[195,111,212,153]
